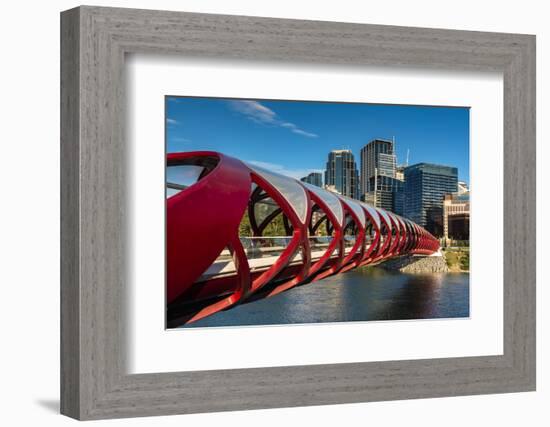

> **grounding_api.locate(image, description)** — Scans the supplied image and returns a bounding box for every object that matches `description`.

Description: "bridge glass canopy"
[363,204,381,230]
[376,208,393,232]
[246,163,395,239]
[302,182,344,227]
[247,163,309,223]
[338,195,366,228]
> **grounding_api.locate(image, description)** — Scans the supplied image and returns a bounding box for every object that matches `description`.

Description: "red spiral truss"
[167,151,440,325]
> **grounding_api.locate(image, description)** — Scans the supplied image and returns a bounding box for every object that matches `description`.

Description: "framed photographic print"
[165,96,469,329]
[61,6,536,420]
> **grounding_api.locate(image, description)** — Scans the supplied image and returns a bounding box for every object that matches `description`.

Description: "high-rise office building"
[363,175,404,212]
[443,191,470,242]
[403,163,458,236]
[392,180,405,215]
[395,165,406,181]
[360,139,396,189]
[393,164,406,215]
[300,172,323,188]
[359,139,401,211]
[324,150,359,199]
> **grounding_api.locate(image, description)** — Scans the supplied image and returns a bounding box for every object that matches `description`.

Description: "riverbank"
[377,254,449,273]
[442,247,470,272]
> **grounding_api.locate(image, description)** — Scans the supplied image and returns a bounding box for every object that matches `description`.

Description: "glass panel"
[166,187,182,198]
[166,164,204,198]
[338,196,366,227]
[388,212,400,234]
[239,236,292,261]
[343,234,356,248]
[395,216,406,234]
[253,197,280,227]
[376,208,392,233]
[361,202,381,229]
[302,182,344,227]
[309,210,330,236]
[343,213,358,251]
[239,192,293,264]
[167,164,204,186]
[309,236,333,253]
[246,163,308,223]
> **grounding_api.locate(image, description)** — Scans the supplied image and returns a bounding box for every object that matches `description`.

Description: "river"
[182,267,470,328]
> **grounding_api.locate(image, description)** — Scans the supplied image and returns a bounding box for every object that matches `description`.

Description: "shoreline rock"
[376,254,450,274]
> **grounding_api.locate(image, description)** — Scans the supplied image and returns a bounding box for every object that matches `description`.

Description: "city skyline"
[166,96,470,185]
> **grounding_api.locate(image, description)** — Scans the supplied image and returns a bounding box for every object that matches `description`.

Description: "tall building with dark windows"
[360,139,396,189]
[362,175,404,212]
[324,149,359,199]
[403,163,458,236]
[359,138,402,211]
[300,172,323,188]
[392,180,405,215]
[443,191,470,243]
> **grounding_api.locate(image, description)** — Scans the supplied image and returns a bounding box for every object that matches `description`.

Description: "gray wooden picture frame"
[60,5,536,420]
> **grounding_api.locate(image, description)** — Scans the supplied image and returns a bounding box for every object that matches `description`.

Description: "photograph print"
[165,97,470,329]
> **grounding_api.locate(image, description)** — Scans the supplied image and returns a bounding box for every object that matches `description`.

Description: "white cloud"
[229,100,277,124]
[247,160,323,180]
[166,118,179,125]
[228,100,318,138]
[290,128,319,138]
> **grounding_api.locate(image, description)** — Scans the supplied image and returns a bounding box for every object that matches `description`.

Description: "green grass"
[442,248,470,272]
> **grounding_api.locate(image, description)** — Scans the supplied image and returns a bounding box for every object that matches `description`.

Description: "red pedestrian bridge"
[167,151,439,326]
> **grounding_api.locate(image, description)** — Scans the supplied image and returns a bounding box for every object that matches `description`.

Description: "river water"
[183,267,470,328]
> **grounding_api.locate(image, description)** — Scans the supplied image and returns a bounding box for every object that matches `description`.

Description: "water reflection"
[183,268,469,328]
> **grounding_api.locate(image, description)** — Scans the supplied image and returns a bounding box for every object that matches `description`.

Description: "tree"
[238,211,287,237]
[262,213,286,236]
[459,252,469,271]
[239,213,252,237]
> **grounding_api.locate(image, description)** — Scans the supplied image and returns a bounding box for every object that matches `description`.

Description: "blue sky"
[166,97,470,184]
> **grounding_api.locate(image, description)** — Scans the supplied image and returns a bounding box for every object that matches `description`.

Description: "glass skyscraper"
[360,139,396,190]
[324,150,359,199]
[300,172,323,188]
[403,163,458,236]
[359,138,402,211]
